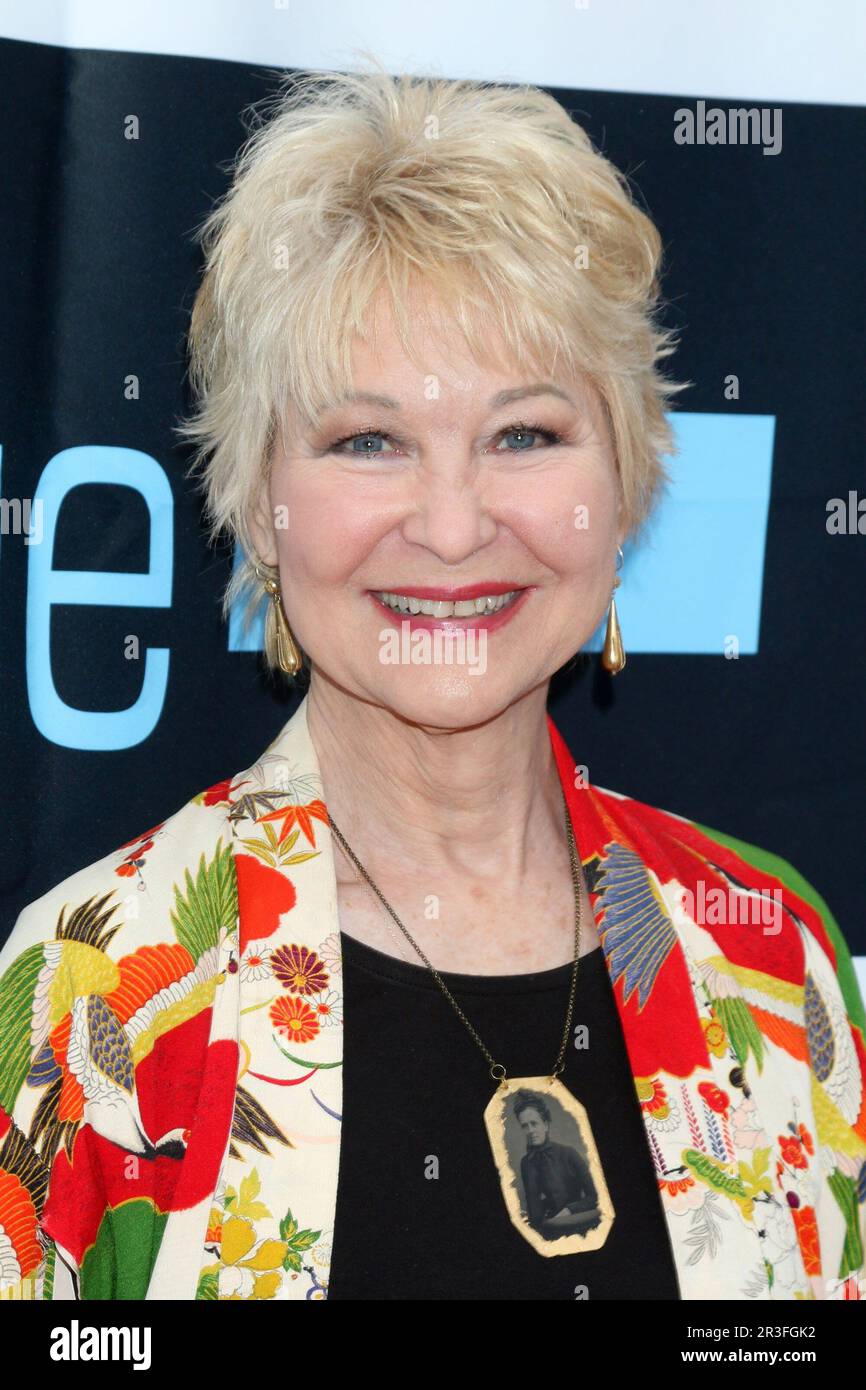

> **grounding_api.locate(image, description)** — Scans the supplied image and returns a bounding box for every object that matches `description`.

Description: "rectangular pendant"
[484,1075,615,1257]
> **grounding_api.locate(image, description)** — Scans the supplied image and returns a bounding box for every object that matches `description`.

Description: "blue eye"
[498,426,561,451]
[329,430,398,457]
[350,433,387,453]
[503,431,530,450]
[327,421,563,457]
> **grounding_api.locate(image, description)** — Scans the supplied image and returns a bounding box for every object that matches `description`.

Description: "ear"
[247,473,279,567]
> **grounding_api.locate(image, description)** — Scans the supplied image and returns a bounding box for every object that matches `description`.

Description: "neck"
[305,674,565,884]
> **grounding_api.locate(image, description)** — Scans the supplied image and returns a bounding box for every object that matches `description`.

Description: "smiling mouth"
[372,589,524,618]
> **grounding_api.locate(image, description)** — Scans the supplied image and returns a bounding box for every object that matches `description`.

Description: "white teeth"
[375,590,520,617]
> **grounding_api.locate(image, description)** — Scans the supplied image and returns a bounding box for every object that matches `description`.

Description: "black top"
[327,933,681,1300]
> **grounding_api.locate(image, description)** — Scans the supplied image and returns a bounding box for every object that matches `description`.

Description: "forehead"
[281,277,603,440]
[303,325,593,433]
[324,309,526,418]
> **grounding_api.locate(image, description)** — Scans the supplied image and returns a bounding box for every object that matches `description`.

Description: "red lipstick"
[367,584,533,634]
[372,582,522,600]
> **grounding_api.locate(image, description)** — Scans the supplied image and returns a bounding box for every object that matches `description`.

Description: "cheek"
[271,478,384,584]
[509,469,619,576]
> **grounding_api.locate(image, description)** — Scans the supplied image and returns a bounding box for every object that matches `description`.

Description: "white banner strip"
[0,0,864,107]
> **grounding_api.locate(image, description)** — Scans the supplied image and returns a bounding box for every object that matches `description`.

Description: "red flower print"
[790,1204,822,1276]
[202,778,235,806]
[660,1175,695,1198]
[114,839,154,880]
[257,798,330,848]
[798,1123,815,1155]
[698,1081,729,1114]
[270,944,328,995]
[701,1017,728,1057]
[637,1078,670,1117]
[270,994,320,1045]
[235,854,297,955]
[779,1135,808,1169]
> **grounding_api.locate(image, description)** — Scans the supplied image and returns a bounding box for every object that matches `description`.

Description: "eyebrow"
[490,384,576,408]
[328,383,576,412]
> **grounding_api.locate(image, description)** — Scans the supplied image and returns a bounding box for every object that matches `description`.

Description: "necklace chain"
[327,783,583,1086]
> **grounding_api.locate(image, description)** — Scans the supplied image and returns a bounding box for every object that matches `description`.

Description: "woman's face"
[252,289,624,728]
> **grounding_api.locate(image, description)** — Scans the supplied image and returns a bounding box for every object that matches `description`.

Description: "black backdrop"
[1,38,863,979]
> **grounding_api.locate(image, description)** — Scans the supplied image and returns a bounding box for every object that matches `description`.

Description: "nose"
[399,463,498,564]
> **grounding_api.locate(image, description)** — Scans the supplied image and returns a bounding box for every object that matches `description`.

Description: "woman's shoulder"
[590,776,821,903]
[1,773,240,969]
[0,769,246,1299]
[589,780,866,1035]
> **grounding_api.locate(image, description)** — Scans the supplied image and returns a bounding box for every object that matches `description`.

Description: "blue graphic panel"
[227,545,267,652]
[584,412,775,655]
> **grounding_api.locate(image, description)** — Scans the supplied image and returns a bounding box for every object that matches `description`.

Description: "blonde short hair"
[176,57,689,676]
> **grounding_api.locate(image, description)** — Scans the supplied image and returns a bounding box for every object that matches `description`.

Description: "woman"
[1,64,863,1303]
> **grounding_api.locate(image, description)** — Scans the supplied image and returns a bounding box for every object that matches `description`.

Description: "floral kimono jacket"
[1,695,864,1302]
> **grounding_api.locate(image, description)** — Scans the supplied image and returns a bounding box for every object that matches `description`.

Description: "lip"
[371,582,523,600]
[368,585,533,633]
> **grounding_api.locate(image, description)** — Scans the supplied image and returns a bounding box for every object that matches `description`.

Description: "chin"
[370,663,544,731]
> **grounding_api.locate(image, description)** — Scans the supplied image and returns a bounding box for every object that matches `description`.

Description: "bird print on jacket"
[0,696,864,1300]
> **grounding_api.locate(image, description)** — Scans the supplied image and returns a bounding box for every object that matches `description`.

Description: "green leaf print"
[170,841,238,961]
[79,1199,170,1300]
[683,1147,754,1219]
[279,1207,321,1272]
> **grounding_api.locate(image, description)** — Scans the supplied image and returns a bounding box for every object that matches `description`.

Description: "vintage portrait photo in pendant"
[483,1075,615,1257]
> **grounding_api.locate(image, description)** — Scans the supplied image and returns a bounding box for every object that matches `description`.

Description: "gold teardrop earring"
[601,545,626,675]
[255,561,303,677]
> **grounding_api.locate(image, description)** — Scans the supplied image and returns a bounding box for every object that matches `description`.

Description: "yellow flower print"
[636,1076,671,1120]
[232,1171,271,1222]
[702,1015,729,1058]
[205,1205,223,1245]
[201,1171,288,1300]
[217,1216,288,1300]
